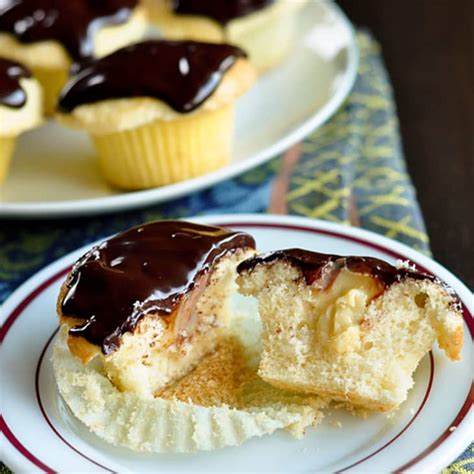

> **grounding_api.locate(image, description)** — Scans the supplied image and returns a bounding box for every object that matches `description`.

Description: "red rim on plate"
[1,222,472,473]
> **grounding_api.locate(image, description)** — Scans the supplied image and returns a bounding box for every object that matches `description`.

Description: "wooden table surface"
[338,0,474,290]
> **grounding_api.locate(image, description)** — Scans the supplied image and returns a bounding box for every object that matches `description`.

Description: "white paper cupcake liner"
[53,308,328,453]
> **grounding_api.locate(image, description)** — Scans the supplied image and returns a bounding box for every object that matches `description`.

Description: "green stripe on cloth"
[0,32,469,471]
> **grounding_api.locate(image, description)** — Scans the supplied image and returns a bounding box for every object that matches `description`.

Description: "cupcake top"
[0,56,42,134]
[0,0,139,60]
[59,220,256,354]
[0,57,32,108]
[172,0,275,24]
[238,249,441,291]
[59,40,246,113]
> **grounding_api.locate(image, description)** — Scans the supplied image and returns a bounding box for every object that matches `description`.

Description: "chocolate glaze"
[237,249,437,289]
[0,57,31,108]
[61,221,255,354]
[172,0,274,25]
[59,40,246,113]
[0,0,138,60]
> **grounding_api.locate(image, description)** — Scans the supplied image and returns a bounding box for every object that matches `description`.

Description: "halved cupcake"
[144,0,306,71]
[237,249,464,412]
[57,40,256,189]
[0,57,42,183]
[57,220,257,396]
[0,0,147,114]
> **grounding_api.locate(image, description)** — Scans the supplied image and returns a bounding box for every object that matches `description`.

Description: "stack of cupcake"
[0,0,305,189]
[0,0,148,183]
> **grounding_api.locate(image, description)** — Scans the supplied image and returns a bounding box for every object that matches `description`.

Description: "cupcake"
[57,40,256,189]
[53,221,329,452]
[57,220,257,396]
[0,57,42,183]
[0,0,148,115]
[144,0,306,72]
[237,249,464,412]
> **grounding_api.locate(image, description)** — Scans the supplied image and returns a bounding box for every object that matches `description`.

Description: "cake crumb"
[449,426,457,432]
[158,336,249,407]
[395,259,417,272]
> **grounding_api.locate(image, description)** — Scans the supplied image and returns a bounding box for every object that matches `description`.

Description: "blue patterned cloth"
[0,32,470,471]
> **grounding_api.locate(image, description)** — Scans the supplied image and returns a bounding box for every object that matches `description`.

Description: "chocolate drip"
[61,221,255,354]
[172,0,274,25]
[59,40,245,113]
[0,0,138,60]
[237,249,436,288]
[0,58,31,108]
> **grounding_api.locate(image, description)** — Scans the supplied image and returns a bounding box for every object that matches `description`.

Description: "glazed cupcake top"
[172,0,275,24]
[60,220,256,354]
[0,0,139,60]
[0,57,32,108]
[238,249,439,289]
[59,40,246,113]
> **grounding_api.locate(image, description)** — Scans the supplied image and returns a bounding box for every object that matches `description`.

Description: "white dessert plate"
[1,214,472,473]
[0,0,358,219]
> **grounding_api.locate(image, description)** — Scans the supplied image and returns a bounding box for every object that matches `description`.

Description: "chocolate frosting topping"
[61,221,255,354]
[172,0,274,25]
[0,0,138,60]
[58,40,246,113]
[237,249,435,288]
[0,57,31,108]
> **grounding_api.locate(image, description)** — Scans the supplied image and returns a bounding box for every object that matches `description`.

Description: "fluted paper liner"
[92,104,233,190]
[32,66,68,116]
[53,310,328,453]
[0,136,15,184]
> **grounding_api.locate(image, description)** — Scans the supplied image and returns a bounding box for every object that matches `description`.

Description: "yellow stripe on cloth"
[282,32,430,255]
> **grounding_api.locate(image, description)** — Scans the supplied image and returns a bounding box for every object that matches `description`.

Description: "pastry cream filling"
[312,269,384,354]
